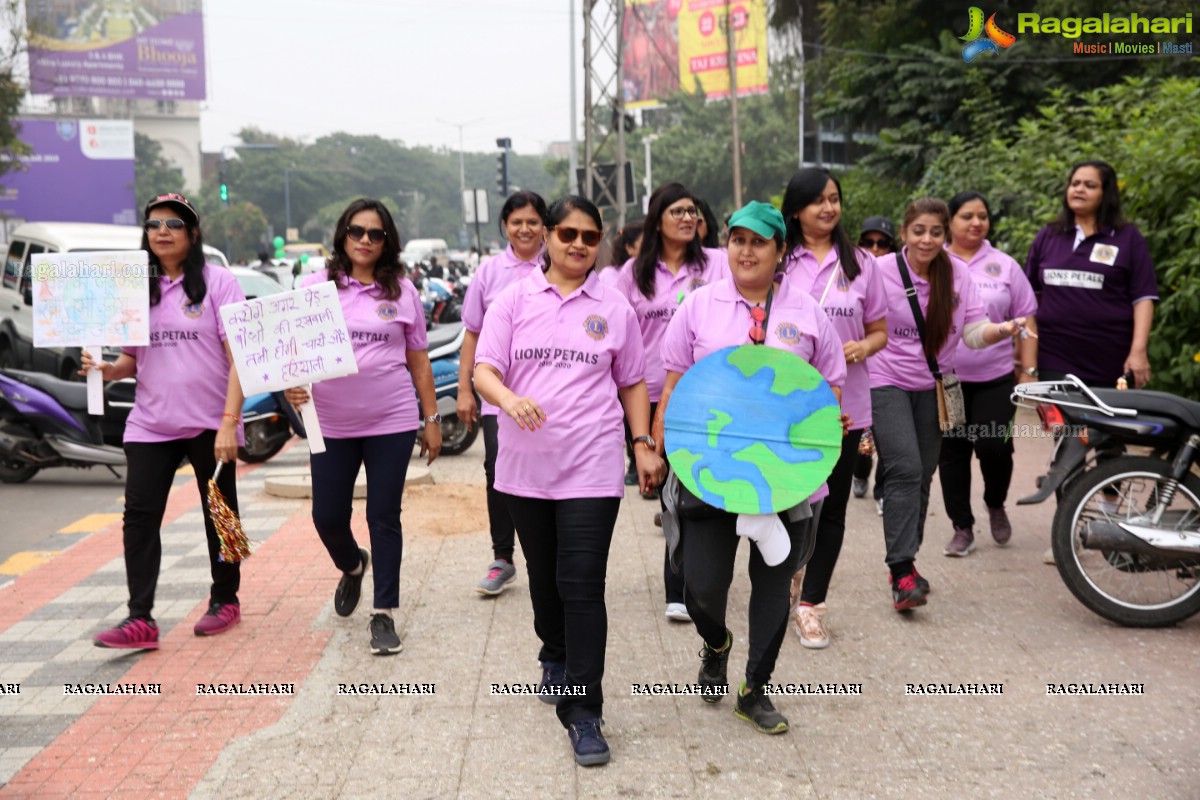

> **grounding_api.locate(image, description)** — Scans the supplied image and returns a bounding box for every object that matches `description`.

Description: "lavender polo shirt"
[1025,223,1158,385]
[948,241,1038,383]
[462,244,542,416]
[300,272,427,438]
[475,269,646,500]
[123,264,245,444]
[602,249,730,401]
[782,245,887,429]
[870,248,988,392]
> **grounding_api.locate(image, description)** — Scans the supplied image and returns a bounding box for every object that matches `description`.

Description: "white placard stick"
[298,386,325,454]
[87,345,104,415]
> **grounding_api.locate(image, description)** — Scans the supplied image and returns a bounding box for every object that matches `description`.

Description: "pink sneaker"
[94,617,159,649]
[194,602,241,636]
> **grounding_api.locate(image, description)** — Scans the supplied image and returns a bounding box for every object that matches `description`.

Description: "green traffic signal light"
[219,183,229,203]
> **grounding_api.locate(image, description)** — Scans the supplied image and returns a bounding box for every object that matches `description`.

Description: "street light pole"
[437,117,483,197]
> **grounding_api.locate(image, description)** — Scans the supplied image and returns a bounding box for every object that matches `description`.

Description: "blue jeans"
[310,430,416,609]
[503,494,621,727]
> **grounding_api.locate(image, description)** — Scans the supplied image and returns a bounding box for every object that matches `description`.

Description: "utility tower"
[582,0,628,228]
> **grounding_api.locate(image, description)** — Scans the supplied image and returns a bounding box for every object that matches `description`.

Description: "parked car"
[0,222,227,379]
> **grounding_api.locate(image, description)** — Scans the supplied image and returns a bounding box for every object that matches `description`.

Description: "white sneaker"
[792,603,830,649]
[664,602,691,622]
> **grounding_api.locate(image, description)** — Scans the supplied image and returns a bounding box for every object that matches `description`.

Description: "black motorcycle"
[1014,376,1200,627]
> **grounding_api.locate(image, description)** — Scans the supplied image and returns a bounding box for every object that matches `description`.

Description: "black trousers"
[800,428,863,605]
[123,430,239,620]
[504,494,621,727]
[682,510,808,688]
[482,415,517,562]
[310,431,416,609]
[938,374,1017,529]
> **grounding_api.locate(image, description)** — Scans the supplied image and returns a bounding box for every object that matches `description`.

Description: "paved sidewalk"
[1,409,1198,799]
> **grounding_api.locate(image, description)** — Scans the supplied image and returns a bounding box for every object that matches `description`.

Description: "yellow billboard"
[623,0,768,109]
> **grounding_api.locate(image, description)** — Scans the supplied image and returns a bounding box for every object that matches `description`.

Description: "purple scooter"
[0,368,125,483]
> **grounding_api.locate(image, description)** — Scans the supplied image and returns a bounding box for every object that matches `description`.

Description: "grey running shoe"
[734,682,789,734]
[369,613,402,655]
[988,506,1013,546]
[851,477,868,498]
[944,526,976,557]
[476,559,517,596]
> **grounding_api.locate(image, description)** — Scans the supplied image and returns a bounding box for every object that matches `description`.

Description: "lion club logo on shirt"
[951,292,961,309]
[182,301,204,319]
[583,315,609,341]
[687,277,707,292]
[774,321,802,346]
[836,272,850,292]
[376,303,398,321]
[985,262,1002,276]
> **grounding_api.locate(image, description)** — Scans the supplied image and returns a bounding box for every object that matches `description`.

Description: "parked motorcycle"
[0,368,126,482]
[1013,375,1200,627]
[424,321,479,456]
[240,391,307,463]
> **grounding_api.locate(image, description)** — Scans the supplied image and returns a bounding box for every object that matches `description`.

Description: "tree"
[203,202,270,264]
[134,133,185,205]
[0,0,31,187]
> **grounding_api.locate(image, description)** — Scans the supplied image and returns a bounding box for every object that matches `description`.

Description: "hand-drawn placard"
[219,281,358,454]
[30,250,151,415]
[219,281,358,395]
[31,251,151,348]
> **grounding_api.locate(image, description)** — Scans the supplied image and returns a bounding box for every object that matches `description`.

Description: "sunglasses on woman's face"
[145,218,186,231]
[552,226,603,247]
[859,236,891,249]
[748,305,767,344]
[346,225,386,244]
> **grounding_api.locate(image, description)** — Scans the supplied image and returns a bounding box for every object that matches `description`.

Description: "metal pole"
[569,0,579,186]
[473,193,483,253]
[284,168,291,236]
[615,1,627,228]
[728,3,742,208]
[644,137,652,197]
[582,0,593,199]
[796,2,806,167]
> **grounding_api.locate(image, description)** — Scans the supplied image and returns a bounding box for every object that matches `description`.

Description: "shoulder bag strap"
[896,250,942,380]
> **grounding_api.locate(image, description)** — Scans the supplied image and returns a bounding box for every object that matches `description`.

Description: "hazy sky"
[200,0,582,156]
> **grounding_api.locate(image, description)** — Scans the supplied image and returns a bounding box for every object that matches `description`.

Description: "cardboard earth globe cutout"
[664,345,842,514]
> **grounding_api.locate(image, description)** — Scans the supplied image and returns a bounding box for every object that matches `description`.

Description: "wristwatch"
[632,435,656,450]
[1024,367,1039,378]
[424,414,442,424]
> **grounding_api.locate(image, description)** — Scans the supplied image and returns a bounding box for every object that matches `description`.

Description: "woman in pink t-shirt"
[870,198,1028,613]
[474,196,665,767]
[457,191,548,598]
[654,201,847,737]
[938,192,1038,558]
[779,168,888,650]
[605,181,729,623]
[285,198,441,656]
[88,193,247,650]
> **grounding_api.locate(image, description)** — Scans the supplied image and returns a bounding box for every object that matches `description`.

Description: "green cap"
[727,201,786,241]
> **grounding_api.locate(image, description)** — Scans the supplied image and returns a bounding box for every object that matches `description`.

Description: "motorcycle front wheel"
[438,412,479,456]
[238,418,291,464]
[1052,456,1200,627]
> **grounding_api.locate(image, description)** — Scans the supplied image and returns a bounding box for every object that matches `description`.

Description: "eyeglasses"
[667,206,700,220]
[145,218,186,231]
[749,305,767,344]
[552,226,603,247]
[859,236,891,249]
[346,225,386,244]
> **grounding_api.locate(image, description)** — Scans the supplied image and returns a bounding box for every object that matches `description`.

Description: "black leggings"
[800,429,863,605]
[482,415,516,562]
[938,374,1016,529]
[123,430,239,620]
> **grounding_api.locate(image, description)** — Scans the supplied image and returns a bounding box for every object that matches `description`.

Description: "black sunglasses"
[145,218,186,231]
[859,236,891,249]
[552,226,603,247]
[346,225,386,244]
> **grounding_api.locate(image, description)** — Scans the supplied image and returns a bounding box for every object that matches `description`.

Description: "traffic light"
[496,137,512,197]
[218,162,229,206]
[219,182,229,204]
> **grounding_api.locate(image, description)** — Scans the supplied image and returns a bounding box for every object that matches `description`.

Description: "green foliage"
[0,1,30,186]
[203,202,270,264]
[133,133,185,206]
[919,77,1200,396]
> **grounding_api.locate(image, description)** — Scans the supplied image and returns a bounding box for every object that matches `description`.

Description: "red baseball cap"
[144,192,199,226]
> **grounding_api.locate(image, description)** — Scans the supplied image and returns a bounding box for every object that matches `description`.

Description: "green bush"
[919,77,1200,396]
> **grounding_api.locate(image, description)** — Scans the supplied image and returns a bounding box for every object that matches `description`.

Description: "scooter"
[0,368,126,483]
[240,391,307,463]
[423,321,479,456]
[1013,375,1200,627]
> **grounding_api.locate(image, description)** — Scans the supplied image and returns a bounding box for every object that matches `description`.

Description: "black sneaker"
[567,718,610,766]
[368,613,402,655]
[734,681,789,734]
[697,630,731,704]
[891,573,928,612]
[334,548,370,618]
[537,660,566,705]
